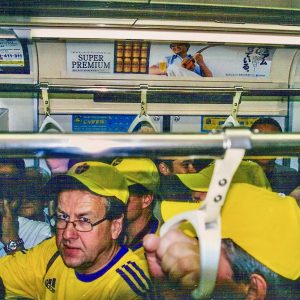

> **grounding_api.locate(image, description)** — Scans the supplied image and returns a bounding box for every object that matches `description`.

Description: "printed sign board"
[201,116,259,132]
[67,43,114,74]
[72,114,136,132]
[0,39,30,74]
[67,42,275,79]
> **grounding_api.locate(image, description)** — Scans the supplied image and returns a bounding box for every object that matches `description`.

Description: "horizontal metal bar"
[1,83,300,96]
[0,130,299,158]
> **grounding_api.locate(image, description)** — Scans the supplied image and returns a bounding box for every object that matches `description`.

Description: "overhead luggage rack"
[1,83,300,97]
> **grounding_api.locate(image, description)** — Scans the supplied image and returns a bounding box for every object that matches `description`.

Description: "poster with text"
[0,39,30,74]
[149,43,275,78]
[67,42,114,74]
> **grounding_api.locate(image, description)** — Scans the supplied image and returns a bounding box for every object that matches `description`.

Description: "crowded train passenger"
[144,183,300,299]
[156,158,197,175]
[0,165,52,257]
[0,161,153,299]
[159,159,271,206]
[18,166,51,222]
[251,117,300,194]
[112,158,160,258]
[0,158,25,180]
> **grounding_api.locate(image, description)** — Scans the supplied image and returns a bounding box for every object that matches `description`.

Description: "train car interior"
[0,1,300,299]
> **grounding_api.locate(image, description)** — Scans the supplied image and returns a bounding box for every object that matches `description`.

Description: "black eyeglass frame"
[55,216,107,232]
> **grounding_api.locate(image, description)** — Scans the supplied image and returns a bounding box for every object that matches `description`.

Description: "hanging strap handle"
[140,84,148,116]
[40,82,50,117]
[222,86,243,127]
[160,129,251,299]
[128,84,158,133]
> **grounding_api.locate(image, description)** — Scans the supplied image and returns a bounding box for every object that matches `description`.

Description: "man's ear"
[158,162,170,175]
[142,194,154,209]
[246,273,267,300]
[111,214,124,240]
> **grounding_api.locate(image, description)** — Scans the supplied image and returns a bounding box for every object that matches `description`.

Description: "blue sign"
[72,114,136,132]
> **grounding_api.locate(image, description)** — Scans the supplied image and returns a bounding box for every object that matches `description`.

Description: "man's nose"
[62,221,79,239]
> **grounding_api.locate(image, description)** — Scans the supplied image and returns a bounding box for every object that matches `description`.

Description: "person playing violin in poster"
[149,42,213,77]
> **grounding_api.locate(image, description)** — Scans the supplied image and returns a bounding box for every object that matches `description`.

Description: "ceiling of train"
[1,0,300,27]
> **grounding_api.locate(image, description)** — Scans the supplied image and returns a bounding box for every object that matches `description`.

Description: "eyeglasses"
[55,215,107,232]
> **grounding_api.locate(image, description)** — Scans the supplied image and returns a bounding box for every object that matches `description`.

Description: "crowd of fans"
[0,117,299,299]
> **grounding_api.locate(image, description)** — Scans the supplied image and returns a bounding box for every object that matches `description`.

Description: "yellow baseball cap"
[47,161,129,204]
[177,160,271,192]
[161,183,300,280]
[111,158,160,193]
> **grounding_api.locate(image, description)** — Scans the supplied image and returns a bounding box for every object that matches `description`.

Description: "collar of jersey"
[130,217,159,251]
[75,245,129,282]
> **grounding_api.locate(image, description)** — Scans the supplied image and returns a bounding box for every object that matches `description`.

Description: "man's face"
[56,190,122,274]
[127,194,144,222]
[170,44,188,56]
[127,192,153,222]
[252,123,280,170]
[172,159,197,174]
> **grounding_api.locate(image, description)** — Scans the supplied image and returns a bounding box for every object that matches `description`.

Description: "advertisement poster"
[67,42,114,74]
[67,41,275,78]
[149,43,275,78]
[0,39,30,74]
[202,116,263,132]
[72,114,136,132]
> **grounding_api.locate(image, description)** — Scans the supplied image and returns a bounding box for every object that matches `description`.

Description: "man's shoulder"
[118,246,150,269]
[111,247,153,298]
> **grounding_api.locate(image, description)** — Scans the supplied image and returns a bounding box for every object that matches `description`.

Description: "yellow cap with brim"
[111,158,159,193]
[177,160,271,192]
[47,161,129,204]
[161,183,300,280]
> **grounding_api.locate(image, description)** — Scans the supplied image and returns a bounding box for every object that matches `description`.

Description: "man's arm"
[1,198,24,255]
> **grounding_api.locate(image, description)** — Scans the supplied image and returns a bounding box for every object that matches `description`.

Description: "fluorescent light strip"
[29,28,300,45]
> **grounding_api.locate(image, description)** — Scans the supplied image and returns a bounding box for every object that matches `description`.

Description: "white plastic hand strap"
[128,88,158,133]
[39,116,65,133]
[39,84,65,133]
[160,148,245,299]
[41,85,50,117]
[222,87,243,128]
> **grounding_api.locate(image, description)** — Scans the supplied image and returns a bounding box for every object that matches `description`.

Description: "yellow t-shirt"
[0,237,154,299]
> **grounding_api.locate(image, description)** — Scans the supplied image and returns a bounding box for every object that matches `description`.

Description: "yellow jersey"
[0,237,154,299]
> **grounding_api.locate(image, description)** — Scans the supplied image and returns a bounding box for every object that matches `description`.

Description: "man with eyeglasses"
[0,161,154,299]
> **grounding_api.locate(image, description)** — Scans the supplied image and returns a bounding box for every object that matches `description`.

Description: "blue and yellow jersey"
[127,217,160,260]
[0,237,154,299]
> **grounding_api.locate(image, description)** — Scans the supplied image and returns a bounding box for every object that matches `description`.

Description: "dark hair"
[169,43,190,50]
[223,239,300,299]
[251,117,282,132]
